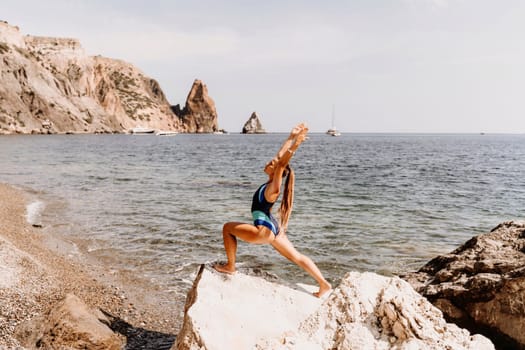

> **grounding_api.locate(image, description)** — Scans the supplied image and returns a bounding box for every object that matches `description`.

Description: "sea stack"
[171,79,219,133]
[242,112,266,134]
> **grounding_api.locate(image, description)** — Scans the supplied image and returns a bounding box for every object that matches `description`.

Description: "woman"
[214,123,332,298]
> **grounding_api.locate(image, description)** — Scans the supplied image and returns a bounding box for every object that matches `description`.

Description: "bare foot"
[213,263,236,275]
[313,281,332,298]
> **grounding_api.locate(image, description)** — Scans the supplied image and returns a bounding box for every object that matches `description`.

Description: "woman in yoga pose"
[214,123,331,298]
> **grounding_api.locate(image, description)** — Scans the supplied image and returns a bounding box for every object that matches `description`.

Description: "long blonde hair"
[279,165,295,232]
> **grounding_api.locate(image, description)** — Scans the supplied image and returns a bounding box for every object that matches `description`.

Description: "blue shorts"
[252,210,280,235]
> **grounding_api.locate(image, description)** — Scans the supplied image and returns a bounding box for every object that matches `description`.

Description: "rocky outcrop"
[0,21,187,134]
[16,294,123,350]
[172,79,218,133]
[403,221,525,349]
[175,265,324,350]
[242,111,266,133]
[175,265,493,350]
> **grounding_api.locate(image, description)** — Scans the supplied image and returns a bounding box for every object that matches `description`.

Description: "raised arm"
[275,123,308,166]
[264,123,308,202]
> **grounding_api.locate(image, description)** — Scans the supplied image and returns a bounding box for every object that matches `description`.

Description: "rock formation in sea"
[171,79,218,133]
[175,265,493,350]
[0,21,219,134]
[242,111,266,134]
[402,220,525,349]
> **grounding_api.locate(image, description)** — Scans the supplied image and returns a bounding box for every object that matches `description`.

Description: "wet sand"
[0,183,180,349]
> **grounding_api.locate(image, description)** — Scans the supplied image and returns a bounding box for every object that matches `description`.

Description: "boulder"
[403,221,525,349]
[175,265,324,350]
[173,79,219,133]
[242,111,266,134]
[16,294,123,350]
[175,265,493,350]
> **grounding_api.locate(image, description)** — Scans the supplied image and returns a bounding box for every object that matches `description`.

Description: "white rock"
[175,265,324,350]
[176,267,495,350]
[264,272,495,350]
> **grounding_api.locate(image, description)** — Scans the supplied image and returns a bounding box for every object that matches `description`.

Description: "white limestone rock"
[175,265,324,350]
[176,266,494,350]
[259,272,494,350]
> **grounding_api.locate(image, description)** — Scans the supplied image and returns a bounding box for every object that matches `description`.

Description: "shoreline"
[0,182,181,348]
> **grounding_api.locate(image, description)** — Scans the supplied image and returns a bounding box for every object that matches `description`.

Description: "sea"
[1,133,524,305]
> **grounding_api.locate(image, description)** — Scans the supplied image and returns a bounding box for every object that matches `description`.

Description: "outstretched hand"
[290,122,309,138]
[275,123,309,164]
[291,123,309,147]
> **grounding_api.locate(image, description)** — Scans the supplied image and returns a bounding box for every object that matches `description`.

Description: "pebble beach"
[0,183,179,349]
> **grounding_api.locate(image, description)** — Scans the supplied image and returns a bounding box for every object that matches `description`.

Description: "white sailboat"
[326,105,341,136]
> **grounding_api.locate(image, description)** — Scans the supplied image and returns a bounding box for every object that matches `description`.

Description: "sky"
[2,0,525,133]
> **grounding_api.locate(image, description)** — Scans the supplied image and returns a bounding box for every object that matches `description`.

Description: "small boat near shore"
[130,127,155,134]
[156,131,178,136]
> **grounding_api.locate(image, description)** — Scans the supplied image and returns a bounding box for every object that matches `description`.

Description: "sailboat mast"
[331,104,335,129]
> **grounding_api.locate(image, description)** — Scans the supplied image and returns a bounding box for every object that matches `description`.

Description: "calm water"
[1,133,524,302]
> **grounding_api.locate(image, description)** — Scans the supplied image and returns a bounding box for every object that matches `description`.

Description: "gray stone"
[403,221,525,349]
[242,111,266,134]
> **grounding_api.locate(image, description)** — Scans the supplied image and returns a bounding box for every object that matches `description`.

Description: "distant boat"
[326,128,341,137]
[326,105,341,136]
[156,131,178,136]
[131,127,155,134]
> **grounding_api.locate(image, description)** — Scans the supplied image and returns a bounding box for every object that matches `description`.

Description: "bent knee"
[223,222,238,233]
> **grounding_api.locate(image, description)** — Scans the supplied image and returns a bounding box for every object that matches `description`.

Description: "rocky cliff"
[242,111,266,133]
[171,79,218,133]
[0,21,218,134]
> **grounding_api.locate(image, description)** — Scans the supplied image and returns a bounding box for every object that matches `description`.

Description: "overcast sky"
[3,0,525,133]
